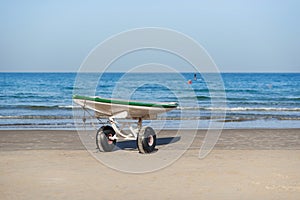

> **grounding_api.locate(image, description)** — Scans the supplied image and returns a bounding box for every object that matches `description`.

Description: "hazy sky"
[0,0,299,72]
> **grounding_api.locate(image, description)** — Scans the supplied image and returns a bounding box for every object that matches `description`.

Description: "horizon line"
[0,71,299,73]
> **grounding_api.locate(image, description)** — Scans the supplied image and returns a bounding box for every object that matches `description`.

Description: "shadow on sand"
[115,136,181,151]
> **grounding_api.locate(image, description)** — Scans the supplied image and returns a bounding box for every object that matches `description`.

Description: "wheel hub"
[147,135,154,146]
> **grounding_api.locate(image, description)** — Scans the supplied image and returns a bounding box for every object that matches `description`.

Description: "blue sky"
[0,0,299,72]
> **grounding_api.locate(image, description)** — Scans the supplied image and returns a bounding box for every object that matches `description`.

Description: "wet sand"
[1,129,300,199]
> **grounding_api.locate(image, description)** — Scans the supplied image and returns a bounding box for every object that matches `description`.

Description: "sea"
[0,72,299,130]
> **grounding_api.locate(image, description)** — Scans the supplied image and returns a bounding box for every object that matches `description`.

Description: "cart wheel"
[137,126,157,154]
[96,126,116,152]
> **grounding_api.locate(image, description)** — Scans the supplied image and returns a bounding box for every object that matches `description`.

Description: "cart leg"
[109,115,136,140]
[137,118,142,131]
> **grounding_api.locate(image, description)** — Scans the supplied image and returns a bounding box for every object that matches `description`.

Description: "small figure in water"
[194,73,197,81]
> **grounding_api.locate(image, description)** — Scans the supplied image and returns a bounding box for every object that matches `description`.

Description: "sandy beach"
[1,129,300,199]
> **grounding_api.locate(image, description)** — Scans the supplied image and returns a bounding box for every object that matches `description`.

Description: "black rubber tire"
[96,126,116,152]
[137,126,157,154]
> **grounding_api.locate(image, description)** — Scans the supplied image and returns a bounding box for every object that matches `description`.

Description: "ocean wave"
[0,115,299,128]
[0,123,76,127]
[0,105,80,110]
[160,115,300,121]
[2,93,54,99]
[177,91,300,102]
[58,105,80,109]
[178,107,300,112]
[181,96,211,100]
[0,115,74,119]
[179,88,261,94]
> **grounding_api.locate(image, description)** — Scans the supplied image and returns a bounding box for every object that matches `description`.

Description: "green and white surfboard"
[73,95,178,119]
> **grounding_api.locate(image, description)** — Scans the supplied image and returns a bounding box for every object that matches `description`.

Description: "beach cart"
[73,95,178,154]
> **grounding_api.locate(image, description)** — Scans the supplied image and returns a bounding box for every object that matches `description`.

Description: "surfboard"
[73,95,178,119]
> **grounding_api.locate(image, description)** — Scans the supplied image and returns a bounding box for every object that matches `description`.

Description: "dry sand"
[1,129,300,199]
